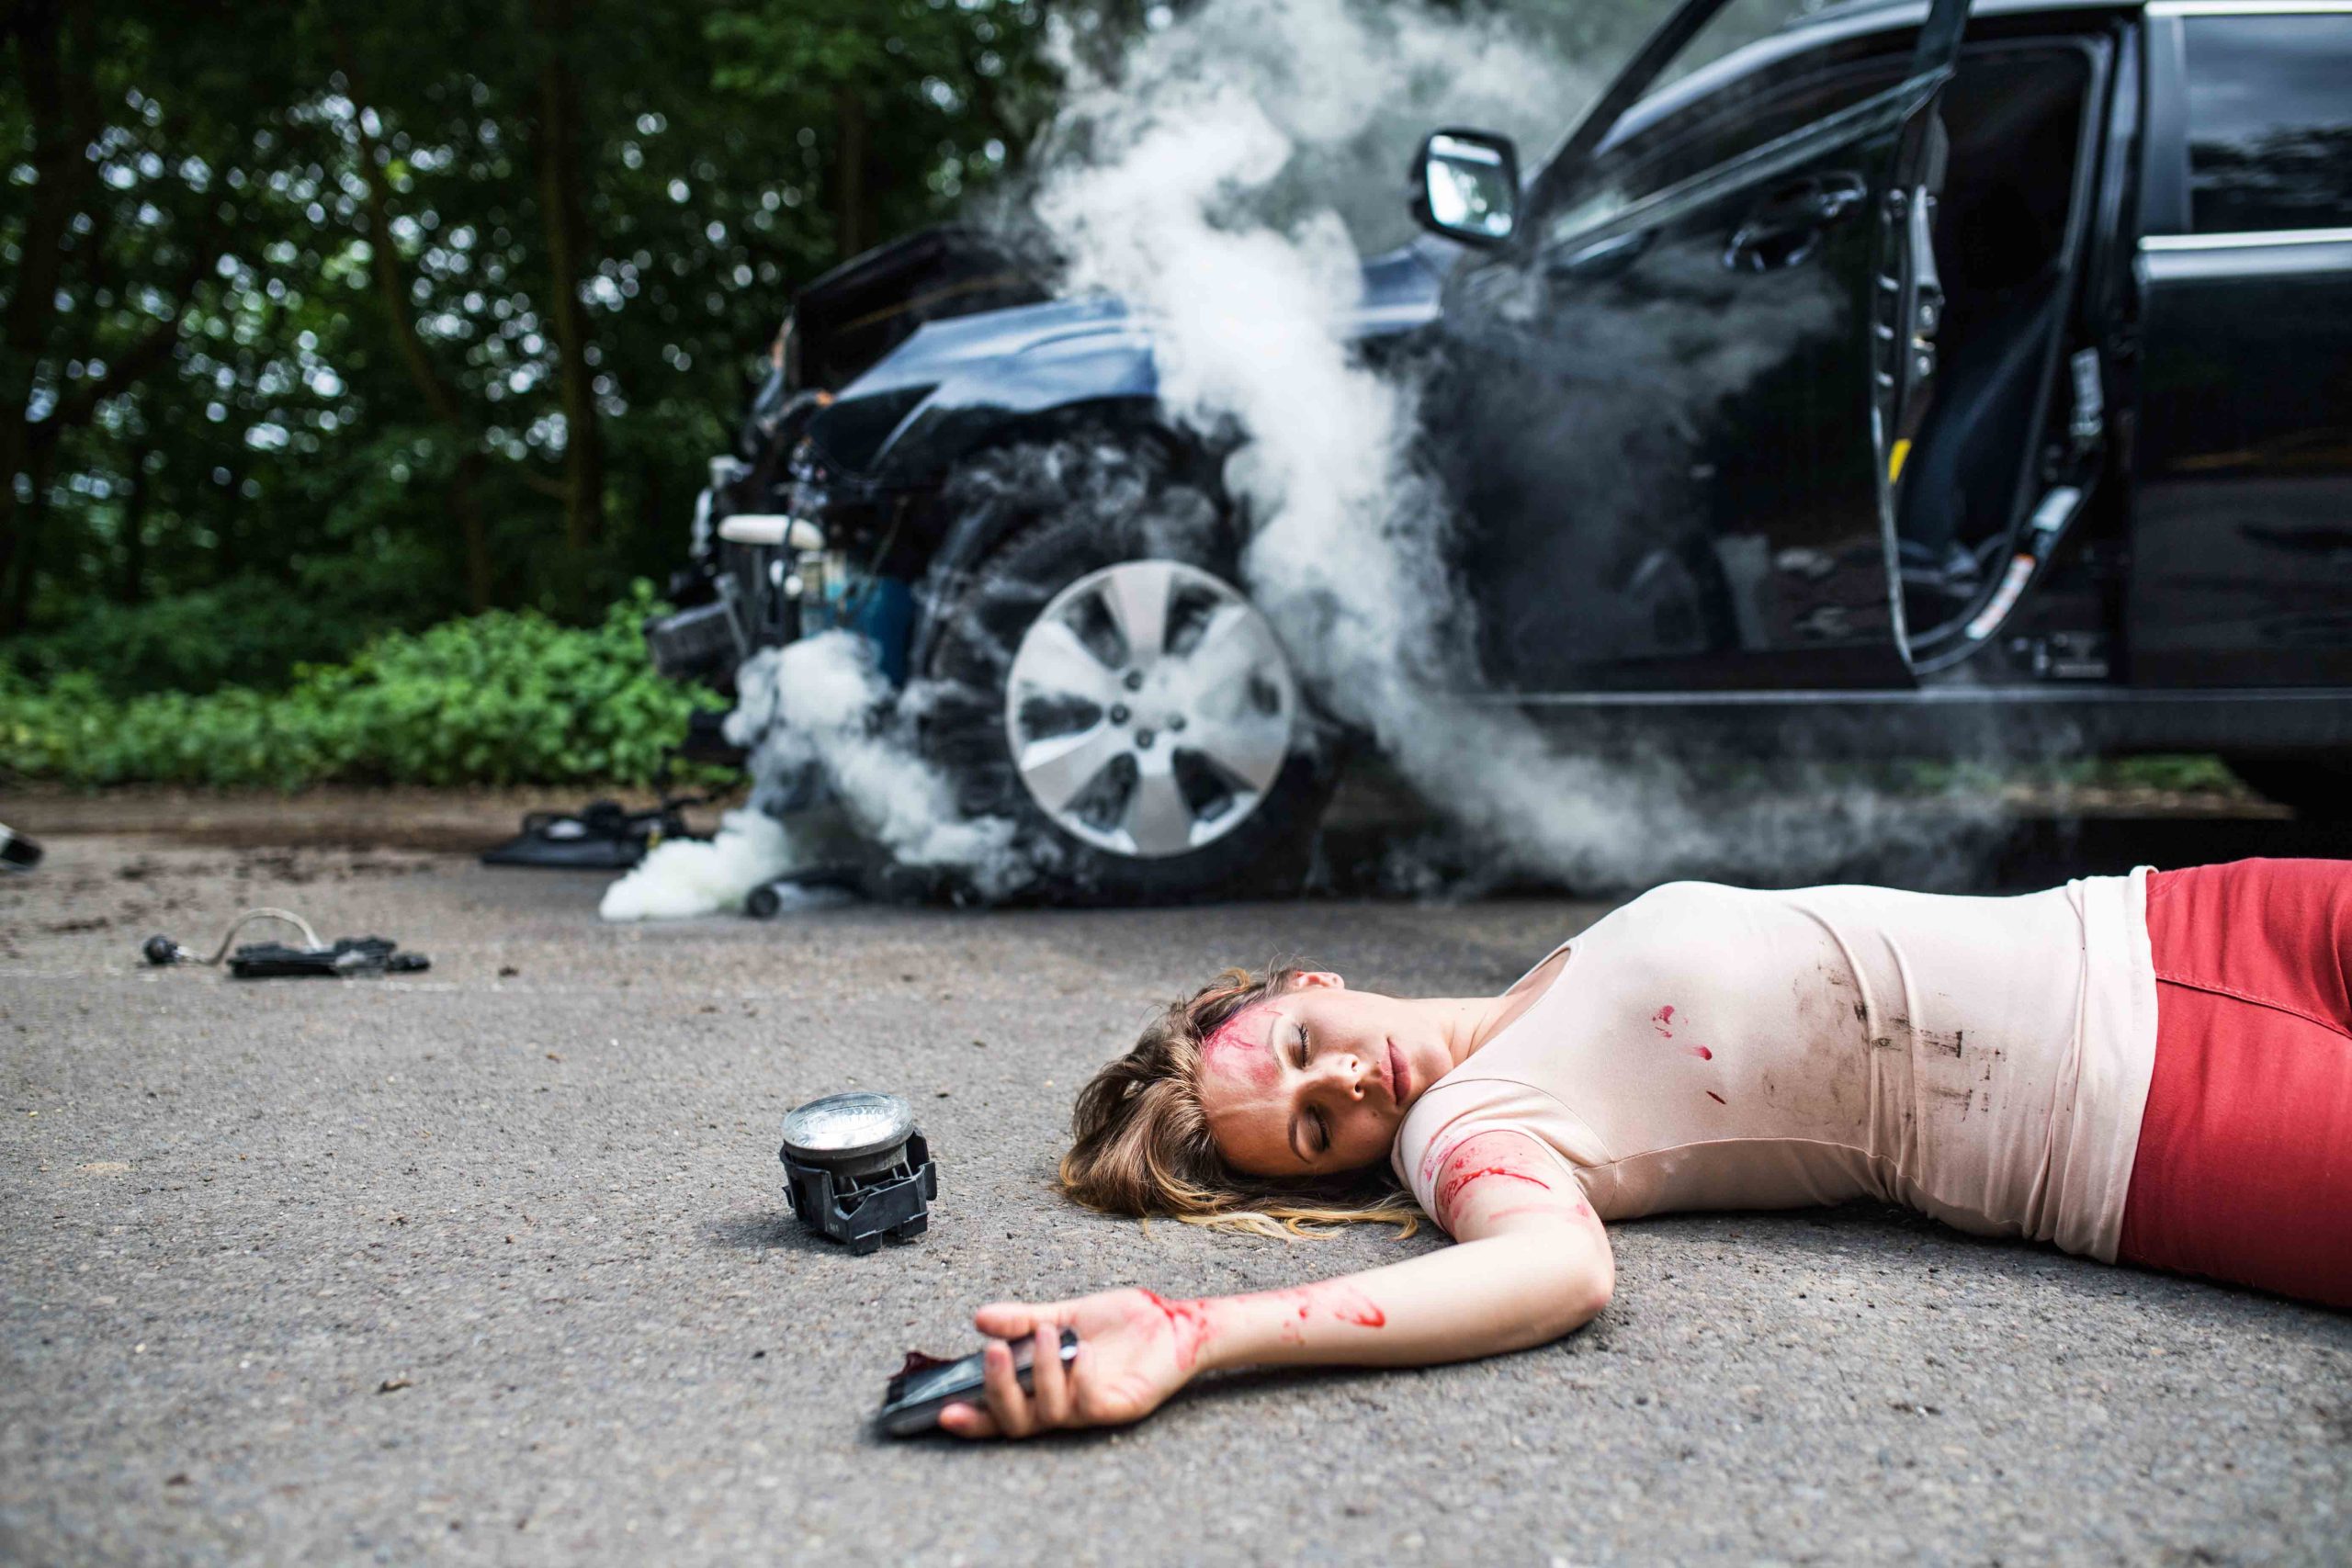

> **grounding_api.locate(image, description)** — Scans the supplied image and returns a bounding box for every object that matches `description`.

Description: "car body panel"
[808,241,1453,484]
[1434,0,1977,693]
[659,0,2352,798]
[2126,6,2352,685]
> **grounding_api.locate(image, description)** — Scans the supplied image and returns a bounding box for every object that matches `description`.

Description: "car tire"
[2223,754,2352,822]
[914,443,1334,904]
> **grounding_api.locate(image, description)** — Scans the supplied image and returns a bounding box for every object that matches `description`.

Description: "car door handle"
[1724,173,1869,272]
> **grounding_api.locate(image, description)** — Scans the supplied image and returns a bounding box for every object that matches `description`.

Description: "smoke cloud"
[605,632,1039,919]
[613,0,2018,918]
[1029,0,2006,891]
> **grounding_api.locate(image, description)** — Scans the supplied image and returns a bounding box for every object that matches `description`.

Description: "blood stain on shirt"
[1419,1134,1468,1191]
[1688,1044,1713,1060]
[1652,1005,1677,1037]
[1706,1091,1727,1105]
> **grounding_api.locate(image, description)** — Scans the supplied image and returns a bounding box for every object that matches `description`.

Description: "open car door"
[1442,0,1973,694]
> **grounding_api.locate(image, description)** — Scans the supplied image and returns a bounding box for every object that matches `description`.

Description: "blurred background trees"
[0,0,1077,695]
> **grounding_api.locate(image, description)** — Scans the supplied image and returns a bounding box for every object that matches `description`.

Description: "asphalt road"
[2,820,2346,1565]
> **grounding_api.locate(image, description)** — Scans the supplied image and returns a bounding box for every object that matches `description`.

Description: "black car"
[650,0,2352,899]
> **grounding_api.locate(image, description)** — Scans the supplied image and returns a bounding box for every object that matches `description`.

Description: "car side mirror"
[1409,129,1520,247]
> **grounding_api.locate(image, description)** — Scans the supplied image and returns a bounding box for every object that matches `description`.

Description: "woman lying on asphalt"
[939,856,2351,1438]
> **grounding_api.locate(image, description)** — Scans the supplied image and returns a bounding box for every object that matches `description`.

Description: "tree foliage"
[0,0,1064,682]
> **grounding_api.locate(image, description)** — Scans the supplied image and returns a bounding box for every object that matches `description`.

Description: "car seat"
[1895,269,2069,623]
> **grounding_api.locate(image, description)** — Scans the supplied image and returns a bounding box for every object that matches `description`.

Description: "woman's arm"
[942,1131,1610,1438]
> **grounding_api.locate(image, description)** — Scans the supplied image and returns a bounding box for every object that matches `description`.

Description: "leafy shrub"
[0,582,725,788]
[4,575,401,697]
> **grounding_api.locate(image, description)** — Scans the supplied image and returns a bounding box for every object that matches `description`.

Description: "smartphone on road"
[875,1327,1080,1438]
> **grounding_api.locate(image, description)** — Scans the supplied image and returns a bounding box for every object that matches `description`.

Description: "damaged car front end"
[644,223,1451,897]
[645,226,1058,734]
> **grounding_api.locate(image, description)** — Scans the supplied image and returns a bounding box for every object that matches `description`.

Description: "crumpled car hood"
[808,239,1457,477]
[850,239,1450,397]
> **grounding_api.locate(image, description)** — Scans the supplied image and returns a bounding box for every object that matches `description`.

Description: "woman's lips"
[1386,1040,1410,1106]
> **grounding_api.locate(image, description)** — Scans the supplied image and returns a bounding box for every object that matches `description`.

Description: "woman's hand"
[936,1288,1195,1439]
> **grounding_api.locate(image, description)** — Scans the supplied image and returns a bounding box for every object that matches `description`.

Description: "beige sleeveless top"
[1391,874,2160,1261]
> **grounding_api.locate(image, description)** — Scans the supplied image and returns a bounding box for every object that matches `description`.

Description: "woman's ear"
[1292,970,1345,991]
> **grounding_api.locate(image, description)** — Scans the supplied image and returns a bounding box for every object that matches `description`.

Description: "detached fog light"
[778,1091,936,1255]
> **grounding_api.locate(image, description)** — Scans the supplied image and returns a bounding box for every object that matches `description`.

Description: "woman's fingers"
[1029,1325,1073,1426]
[936,1401,1000,1439]
[972,1300,1057,1339]
[980,1338,1035,1438]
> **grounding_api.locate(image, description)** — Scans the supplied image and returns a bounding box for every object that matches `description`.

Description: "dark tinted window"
[1545,47,1905,243]
[2183,14,2352,234]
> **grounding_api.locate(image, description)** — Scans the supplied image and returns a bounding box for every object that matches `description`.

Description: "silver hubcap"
[1004,559,1298,860]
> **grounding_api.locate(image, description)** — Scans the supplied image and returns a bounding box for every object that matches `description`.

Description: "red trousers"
[2118,858,2352,1309]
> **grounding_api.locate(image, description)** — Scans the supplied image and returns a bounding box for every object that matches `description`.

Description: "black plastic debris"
[481,798,688,870]
[745,863,866,919]
[778,1091,935,1254]
[222,937,429,979]
[0,822,40,872]
[141,908,428,980]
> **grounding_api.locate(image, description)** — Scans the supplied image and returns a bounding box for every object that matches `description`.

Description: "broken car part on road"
[480,797,695,872]
[141,906,431,979]
[0,822,40,872]
[778,1091,937,1255]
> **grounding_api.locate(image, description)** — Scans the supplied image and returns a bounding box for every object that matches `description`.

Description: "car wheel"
[2223,754,2352,822]
[916,455,1333,903]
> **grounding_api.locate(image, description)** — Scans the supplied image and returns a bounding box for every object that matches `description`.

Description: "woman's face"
[1194,975,1442,1179]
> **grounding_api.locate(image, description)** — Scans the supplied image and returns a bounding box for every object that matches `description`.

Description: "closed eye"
[1289,1023,1328,1162]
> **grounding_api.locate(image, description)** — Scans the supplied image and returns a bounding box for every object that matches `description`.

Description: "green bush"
[4,576,401,697]
[0,582,726,788]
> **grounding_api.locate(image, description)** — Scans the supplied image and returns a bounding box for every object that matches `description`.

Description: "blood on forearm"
[1137,1280,1389,1373]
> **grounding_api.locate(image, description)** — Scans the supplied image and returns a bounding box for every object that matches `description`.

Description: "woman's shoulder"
[1389,1074,1607,1200]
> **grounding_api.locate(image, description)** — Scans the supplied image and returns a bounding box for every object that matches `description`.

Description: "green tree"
[3,0,1067,687]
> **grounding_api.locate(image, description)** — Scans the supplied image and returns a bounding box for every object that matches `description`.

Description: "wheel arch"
[904,407,1238,675]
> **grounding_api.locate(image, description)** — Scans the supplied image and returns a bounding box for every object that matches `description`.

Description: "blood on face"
[1202,1004,1277,1089]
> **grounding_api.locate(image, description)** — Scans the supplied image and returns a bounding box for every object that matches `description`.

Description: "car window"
[1541,0,1908,246]
[2181,13,2352,235]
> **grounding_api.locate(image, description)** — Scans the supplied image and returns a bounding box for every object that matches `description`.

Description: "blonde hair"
[1057,963,1422,1240]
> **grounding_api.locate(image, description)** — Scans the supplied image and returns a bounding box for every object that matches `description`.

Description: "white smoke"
[614,0,2009,918]
[598,807,800,921]
[605,631,1035,920]
[1029,0,2005,890]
